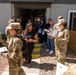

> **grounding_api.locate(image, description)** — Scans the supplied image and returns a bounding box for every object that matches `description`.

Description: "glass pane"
[69,12,73,30]
[74,13,76,17]
[73,17,76,31]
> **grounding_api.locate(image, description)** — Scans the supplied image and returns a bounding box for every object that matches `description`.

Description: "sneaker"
[46,49,49,51]
[49,51,53,54]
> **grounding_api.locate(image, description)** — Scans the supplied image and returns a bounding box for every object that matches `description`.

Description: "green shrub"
[2,34,7,40]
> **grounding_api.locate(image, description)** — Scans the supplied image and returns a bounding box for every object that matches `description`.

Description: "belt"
[47,36,54,39]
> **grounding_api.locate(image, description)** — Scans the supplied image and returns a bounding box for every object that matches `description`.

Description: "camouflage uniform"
[55,28,69,64]
[53,21,61,57]
[7,23,26,75]
[54,19,69,64]
[53,22,60,30]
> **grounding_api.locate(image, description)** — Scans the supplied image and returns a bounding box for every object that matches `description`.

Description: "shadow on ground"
[22,60,56,71]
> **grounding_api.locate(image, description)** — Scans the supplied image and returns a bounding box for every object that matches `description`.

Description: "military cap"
[58,16,63,19]
[7,22,21,30]
[8,19,14,24]
[58,19,67,27]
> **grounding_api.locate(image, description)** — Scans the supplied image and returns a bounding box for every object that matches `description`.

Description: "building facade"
[0,0,76,33]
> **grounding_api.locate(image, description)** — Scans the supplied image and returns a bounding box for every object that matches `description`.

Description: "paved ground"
[0,55,8,75]
[39,44,76,75]
[1,43,41,75]
[1,58,40,75]
[0,43,76,75]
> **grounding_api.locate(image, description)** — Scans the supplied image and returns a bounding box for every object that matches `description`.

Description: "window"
[68,11,76,31]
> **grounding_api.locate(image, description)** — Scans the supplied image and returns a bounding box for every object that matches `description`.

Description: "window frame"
[68,10,76,30]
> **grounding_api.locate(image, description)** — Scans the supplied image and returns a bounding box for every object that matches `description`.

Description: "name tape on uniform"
[0,46,8,53]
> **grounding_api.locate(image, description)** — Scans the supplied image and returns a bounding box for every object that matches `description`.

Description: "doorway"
[20,9,45,30]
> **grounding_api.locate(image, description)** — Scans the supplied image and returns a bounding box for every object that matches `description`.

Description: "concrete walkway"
[1,43,41,75]
[1,58,40,75]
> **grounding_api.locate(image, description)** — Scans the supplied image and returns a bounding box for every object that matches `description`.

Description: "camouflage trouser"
[9,67,26,75]
[55,44,67,64]
[9,59,26,75]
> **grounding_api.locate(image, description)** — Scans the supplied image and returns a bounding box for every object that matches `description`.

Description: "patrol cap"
[58,16,63,19]
[7,22,21,30]
[9,19,14,22]
[8,19,14,24]
[58,19,67,27]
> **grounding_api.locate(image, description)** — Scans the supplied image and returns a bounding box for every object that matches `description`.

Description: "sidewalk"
[1,43,41,75]
[1,58,40,75]
[1,43,76,75]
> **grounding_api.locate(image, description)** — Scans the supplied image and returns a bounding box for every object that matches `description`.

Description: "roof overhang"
[10,0,54,2]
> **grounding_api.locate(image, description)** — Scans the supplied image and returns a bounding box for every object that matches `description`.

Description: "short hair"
[61,21,67,27]
[48,18,53,22]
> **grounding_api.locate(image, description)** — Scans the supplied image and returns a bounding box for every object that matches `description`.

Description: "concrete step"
[32,55,40,59]
[33,48,41,52]
[34,44,41,47]
[32,43,41,59]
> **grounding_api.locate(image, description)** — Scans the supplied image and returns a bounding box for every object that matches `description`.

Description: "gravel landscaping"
[0,44,76,75]
[0,55,8,75]
[40,45,76,75]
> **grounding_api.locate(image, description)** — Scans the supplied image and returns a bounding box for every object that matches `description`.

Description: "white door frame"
[68,10,76,30]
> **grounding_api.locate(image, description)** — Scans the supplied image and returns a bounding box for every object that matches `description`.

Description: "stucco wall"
[0,3,11,34]
[46,7,51,23]
[51,4,68,23]
[51,4,76,29]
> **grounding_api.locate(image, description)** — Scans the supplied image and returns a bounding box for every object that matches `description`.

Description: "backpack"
[15,36,27,52]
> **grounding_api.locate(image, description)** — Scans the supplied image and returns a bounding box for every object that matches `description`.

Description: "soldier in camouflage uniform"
[6,23,26,75]
[55,19,69,64]
[53,17,64,58]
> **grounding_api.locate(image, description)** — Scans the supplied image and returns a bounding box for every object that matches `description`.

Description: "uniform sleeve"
[57,30,69,44]
[64,30,69,42]
[59,30,69,43]
[10,38,23,62]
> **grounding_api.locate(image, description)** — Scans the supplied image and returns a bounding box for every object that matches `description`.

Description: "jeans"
[47,37,55,51]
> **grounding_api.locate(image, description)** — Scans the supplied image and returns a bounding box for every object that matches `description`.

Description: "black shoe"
[27,64,31,68]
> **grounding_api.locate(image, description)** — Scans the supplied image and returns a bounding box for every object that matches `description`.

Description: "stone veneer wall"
[68,30,76,53]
